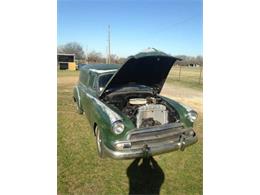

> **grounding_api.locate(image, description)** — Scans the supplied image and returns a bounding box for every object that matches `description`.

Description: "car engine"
[120,97,179,128]
[136,104,168,128]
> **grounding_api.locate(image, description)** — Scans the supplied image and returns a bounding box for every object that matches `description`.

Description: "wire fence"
[167,66,203,86]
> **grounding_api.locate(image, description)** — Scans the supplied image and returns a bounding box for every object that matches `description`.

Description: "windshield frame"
[96,72,116,95]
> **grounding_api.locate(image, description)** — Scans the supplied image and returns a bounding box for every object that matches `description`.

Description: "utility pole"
[86,45,88,64]
[106,46,108,64]
[108,25,111,64]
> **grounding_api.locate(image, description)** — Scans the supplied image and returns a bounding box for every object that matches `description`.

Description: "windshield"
[98,73,114,92]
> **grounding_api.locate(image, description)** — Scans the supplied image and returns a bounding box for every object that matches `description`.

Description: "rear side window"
[79,71,88,86]
[88,73,95,88]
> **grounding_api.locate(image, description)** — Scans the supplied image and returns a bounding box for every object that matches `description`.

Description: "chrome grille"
[128,123,185,142]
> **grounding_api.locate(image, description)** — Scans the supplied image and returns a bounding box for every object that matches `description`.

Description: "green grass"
[166,67,203,90]
[57,70,203,194]
[57,70,79,77]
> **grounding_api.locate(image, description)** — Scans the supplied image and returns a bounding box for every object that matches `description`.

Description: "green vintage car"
[73,49,198,159]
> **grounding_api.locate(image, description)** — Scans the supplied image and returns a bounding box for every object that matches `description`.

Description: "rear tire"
[95,126,105,158]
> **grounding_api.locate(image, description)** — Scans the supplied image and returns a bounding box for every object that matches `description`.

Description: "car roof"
[80,64,121,75]
[81,64,120,70]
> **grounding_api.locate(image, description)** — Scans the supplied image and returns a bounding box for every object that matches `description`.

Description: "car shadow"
[126,157,165,195]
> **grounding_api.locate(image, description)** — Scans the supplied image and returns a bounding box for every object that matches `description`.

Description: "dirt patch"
[58,76,78,85]
[161,83,203,113]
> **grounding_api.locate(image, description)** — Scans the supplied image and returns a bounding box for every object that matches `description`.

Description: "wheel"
[95,126,105,158]
[74,97,83,114]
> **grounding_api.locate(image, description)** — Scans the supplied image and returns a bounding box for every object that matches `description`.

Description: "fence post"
[199,66,203,84]
[178,66,182,81]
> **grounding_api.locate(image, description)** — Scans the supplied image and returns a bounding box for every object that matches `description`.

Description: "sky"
[58,0,202,58]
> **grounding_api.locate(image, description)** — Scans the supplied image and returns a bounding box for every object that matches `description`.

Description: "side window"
[92,77,97,90]
[79,71,88,86]
[85,75,89,86]
[88,73,95,89]
[88,75,94,87]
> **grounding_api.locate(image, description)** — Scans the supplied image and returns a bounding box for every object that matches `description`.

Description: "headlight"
[112,120,124,134]
[187,110,198,122]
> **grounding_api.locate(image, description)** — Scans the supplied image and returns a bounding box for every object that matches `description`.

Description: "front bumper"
[103,123,198,160]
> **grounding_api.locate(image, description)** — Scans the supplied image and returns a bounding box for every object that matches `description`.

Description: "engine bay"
[103,94,180,128]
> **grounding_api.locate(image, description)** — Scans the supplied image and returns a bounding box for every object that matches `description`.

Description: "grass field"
[57,68,203,195]
[166,66,203,90]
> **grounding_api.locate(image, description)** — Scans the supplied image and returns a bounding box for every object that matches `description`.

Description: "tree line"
[58,42,203,66]
[175,55,203,66]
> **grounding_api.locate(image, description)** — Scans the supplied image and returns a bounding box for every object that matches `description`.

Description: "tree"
[110,54,124,64]
[58,42,85,60]
[195,55,203,66]
[118,57,127,64]
[174,55,203,66]
[87,50,103,63]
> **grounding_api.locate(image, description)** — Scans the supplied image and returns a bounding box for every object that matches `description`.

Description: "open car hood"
[99,49,180,98]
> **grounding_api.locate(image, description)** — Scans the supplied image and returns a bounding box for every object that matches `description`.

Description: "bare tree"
[58,42,85,60]
[118,57,127,64]
[57,43,203,66]
[195,55,203,66]
[175,55,203,66]
[87,51,103,63]
[109,54,120,64]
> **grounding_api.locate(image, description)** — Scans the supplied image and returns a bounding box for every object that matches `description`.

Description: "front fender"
[85,93,135,148]
[160,96,195,127]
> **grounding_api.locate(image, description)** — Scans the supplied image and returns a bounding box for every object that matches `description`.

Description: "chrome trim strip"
[75,86,81,105]
[126,122,184,139]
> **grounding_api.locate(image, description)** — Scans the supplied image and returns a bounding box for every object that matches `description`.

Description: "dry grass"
[166,66,203,90]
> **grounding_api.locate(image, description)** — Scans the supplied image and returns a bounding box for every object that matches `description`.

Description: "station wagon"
[73,49,198,159]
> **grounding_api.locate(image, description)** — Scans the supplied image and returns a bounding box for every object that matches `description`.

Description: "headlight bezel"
[187,110,198,122]
[112,120,125,135]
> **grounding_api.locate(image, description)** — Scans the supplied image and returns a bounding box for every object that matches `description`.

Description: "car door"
[77,70,90,119]
[80,72,98,125]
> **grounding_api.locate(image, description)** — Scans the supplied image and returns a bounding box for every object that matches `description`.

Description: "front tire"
[95,126,105,158]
